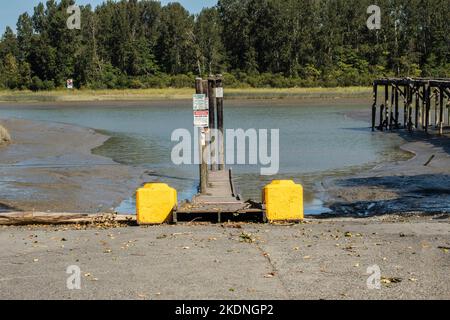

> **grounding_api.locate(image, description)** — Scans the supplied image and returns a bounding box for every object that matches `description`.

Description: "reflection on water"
[0,101,410,215]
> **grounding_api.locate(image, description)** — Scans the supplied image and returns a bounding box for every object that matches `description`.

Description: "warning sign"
[193,94,208,111]
[66,79,74,89]
[194,110,209,128]
[193,94,209,127]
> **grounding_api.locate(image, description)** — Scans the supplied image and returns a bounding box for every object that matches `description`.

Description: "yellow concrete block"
[136,183,177,225]
[263,180,304,222]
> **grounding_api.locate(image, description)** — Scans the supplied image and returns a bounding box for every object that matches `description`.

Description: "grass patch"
[0,87,372,103]
[0,125,11,144]
[0,88,194,103]
[225,87,371,100]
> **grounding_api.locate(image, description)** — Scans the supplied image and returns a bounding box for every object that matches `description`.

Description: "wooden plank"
[177,204,250,214]
[178,166,252,215]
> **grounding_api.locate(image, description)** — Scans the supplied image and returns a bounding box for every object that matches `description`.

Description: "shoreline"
[0,97,372,114]
[322,109,450,216]
[0,87,372,103]
[322,106,450,217]
[0,118,146,213]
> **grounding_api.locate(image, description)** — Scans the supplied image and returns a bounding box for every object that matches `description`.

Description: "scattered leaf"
[223,223,242,229]
[343,245,355,252]
[438,246,450,253]
[381,277,402,284]
[239,233,254,243]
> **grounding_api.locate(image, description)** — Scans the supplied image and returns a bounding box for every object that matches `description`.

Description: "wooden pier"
[175,77,263,222]
[372,78,450,134]
[176,169,262,222]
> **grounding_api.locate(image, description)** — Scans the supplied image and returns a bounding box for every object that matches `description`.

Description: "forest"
[0,0,449,90]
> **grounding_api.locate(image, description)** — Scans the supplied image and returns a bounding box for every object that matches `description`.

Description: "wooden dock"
[176,169,263,222]
[175,76,263,222]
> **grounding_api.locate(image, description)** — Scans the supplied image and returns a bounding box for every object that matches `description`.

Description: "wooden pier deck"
[176,169,263,222]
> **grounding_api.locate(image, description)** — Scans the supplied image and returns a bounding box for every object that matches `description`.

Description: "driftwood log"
[0,212,136,226]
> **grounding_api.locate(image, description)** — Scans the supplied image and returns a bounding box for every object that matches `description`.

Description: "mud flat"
[0,118,145,213]
[324,109,450,216]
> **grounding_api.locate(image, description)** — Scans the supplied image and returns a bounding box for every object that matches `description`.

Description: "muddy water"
[0,101,410,214]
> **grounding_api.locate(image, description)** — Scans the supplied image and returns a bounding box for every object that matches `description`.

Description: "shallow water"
[0,101,409,214]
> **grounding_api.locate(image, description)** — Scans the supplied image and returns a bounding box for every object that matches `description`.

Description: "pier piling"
[372,78,450,135]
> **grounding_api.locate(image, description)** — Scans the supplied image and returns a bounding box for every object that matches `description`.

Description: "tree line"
[0,0,449,90]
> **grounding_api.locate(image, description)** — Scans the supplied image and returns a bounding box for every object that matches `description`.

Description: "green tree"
[2,53,20,88]
[0,27,19,59]
[1,0,449,90]
[156,3,196,74]
[16,13,34,62]
[194,7,225,75]
[217,0,257,73]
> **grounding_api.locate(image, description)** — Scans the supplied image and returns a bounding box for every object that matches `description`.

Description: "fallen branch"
[0,212,135,226]
[424,154,435,166]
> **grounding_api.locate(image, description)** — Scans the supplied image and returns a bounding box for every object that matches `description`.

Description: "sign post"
[216,75,224,171]
[208,78,217,171]
[194,80,209,194]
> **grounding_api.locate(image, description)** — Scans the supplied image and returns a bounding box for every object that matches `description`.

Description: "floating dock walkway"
[176,169,263,222]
